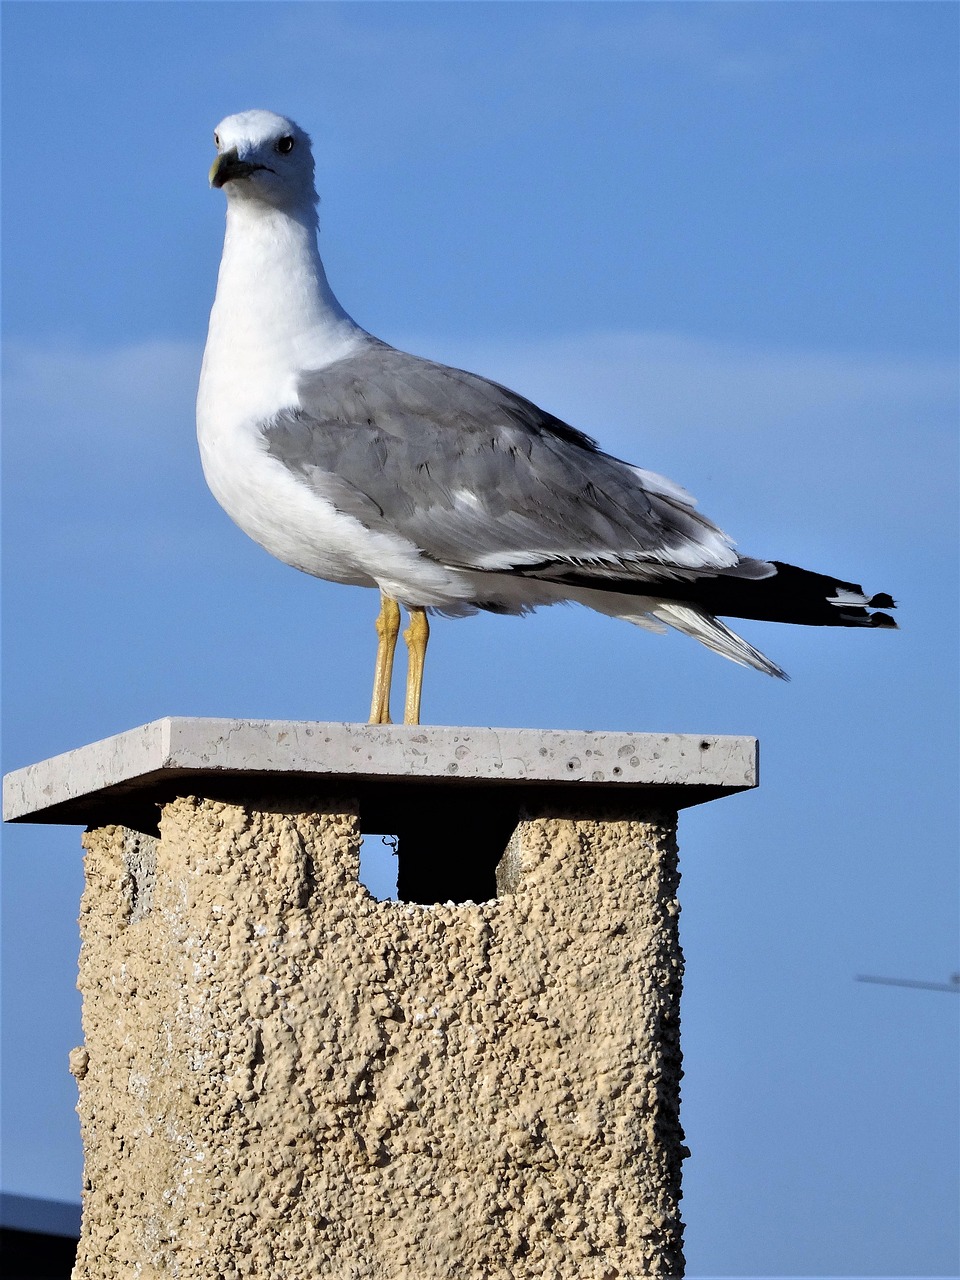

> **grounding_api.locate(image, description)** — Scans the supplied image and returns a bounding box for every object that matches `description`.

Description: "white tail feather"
[650,603,788,679]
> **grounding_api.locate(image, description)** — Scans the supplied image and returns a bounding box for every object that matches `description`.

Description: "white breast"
[197,195,478,609]
[196,414,374,584]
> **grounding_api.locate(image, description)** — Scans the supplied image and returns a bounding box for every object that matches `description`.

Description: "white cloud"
[3,339,201,448]
[418,330,953,440]
[5,331,954,573]
[3,340,208,568]
[396,328,956,558]
[542,7,814,84]
[252,4,813,180]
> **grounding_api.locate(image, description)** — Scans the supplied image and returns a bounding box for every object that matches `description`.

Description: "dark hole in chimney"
[356,784,521,905]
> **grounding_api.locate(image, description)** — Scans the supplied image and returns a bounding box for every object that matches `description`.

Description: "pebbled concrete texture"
[73,792,687,1278]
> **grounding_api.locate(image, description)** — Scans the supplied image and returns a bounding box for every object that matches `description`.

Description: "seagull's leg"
[403,607,430,726]
[369,592,401,725]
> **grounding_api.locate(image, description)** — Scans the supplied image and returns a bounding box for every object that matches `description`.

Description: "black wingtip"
[868,592,896,610]
[870,612,898,629]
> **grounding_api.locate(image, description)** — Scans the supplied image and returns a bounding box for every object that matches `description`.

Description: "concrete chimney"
[4,719,757,1278]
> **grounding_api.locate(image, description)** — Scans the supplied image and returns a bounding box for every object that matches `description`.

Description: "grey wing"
[261,344,741,581]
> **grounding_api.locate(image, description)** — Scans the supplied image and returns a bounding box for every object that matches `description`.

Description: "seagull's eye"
[275,135,295,155]
[213,131,220,148]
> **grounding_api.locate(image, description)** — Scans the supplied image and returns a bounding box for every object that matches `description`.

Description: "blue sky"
[2,3,957,1275]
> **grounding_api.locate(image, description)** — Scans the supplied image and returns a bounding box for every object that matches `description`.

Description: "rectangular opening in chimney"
[355,784,523,906]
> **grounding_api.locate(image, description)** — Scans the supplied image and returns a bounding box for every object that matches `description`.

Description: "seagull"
[198,109,896,725]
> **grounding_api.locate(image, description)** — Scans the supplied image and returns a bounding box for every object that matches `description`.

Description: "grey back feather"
[261,344,738,581]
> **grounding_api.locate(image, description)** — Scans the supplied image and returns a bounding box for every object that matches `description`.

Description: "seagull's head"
[209,110,317,211]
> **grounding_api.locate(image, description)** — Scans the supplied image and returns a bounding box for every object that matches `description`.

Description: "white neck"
[199,198,368,424]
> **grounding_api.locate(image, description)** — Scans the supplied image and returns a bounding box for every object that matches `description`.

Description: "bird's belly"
[197,417,475,610]
[199,421,375,586]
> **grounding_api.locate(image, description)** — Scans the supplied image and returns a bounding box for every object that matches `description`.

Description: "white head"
[209,109,317,212]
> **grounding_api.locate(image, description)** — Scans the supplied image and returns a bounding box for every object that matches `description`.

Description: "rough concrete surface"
[73,793,685,1278]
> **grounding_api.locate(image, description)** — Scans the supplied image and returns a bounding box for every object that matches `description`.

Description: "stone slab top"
[3,718,758,827]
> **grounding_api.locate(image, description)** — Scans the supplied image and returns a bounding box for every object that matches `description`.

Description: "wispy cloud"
[3,340,206,567]
[5,332,954,575]
[251,4,816,179]
[3,339,201,448]
[555,6,815,85]
[399,328,957,559]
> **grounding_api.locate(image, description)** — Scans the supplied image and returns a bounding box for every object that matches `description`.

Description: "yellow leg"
[368,593,401,725]
[403,607,430,726]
